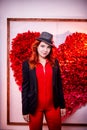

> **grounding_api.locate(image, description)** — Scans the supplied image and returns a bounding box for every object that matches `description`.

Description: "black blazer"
[22,60,65,115]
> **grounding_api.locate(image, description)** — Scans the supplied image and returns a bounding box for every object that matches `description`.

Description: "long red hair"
[29,40,58,69]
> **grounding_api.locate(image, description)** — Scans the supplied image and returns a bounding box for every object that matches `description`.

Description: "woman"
[22,32,66,130]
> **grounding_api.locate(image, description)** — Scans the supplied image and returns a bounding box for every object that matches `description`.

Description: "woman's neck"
[38,56,47,67]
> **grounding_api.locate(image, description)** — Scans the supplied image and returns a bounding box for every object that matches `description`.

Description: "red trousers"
[29,107,61,130]
[29,63,61,130]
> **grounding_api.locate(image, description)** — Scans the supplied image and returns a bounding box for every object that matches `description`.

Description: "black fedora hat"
[36,32,54,46]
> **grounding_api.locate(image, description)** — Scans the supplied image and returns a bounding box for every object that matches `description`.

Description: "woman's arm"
[22,61,30,115]
[56,59,66,108]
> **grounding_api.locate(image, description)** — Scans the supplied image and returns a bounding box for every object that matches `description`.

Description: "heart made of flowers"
[9,31,87,120]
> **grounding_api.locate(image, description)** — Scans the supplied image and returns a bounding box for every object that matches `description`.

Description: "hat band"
[38,38,52,44]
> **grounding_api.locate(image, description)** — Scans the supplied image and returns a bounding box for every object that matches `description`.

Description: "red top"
[36,61,54,110]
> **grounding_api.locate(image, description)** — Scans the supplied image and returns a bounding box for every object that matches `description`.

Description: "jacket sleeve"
[22,61,30,115]
[56,59,66,108]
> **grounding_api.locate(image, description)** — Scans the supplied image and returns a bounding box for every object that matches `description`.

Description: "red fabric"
[36,61,54,110]
[29,107,61,130]
[29,61,61,130]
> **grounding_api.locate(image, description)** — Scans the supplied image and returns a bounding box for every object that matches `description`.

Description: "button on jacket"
[22,59,65,115]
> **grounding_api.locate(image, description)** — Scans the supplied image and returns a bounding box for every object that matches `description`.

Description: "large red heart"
[10,31,87,120]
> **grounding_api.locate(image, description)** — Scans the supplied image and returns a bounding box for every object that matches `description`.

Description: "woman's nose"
[44,48,47,51]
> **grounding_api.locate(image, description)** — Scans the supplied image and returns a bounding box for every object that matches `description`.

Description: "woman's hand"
[23,114,30,122]
[60,108,66,117]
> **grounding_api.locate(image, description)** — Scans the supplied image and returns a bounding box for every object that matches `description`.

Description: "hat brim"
[36,38,54,47]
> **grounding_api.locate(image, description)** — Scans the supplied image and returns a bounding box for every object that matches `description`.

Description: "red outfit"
[29,61,61,130]
[36,61,53,110]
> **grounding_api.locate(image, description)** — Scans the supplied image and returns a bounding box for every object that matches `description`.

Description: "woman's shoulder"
[54,59,59,65]
[22,60,29,68]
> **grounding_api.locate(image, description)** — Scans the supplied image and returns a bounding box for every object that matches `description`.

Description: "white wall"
[0,0,87,130]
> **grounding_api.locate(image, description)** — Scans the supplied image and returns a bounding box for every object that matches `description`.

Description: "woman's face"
[37,41,51,59]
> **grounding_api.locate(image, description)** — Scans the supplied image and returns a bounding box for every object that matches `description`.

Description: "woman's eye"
[41,45,45,47]
[47,46,51,49]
